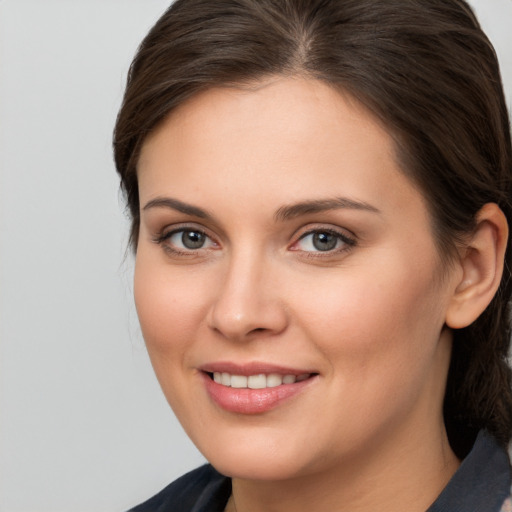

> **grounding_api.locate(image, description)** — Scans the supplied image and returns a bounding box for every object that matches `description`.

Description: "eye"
[292,229,355,253]
[155,227,217,253]
[172,229,208,250]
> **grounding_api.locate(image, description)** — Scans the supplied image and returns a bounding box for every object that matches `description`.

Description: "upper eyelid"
[292,223,356,241]
[150,216,228,242]
[158,222,212,237]
[298,227,353,238]
[154,224,216,246]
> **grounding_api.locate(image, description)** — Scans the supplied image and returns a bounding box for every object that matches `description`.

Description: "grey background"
[0,1,510,511]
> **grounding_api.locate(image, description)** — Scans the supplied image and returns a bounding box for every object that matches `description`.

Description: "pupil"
[313,232,337,251]
[182,231,205,249]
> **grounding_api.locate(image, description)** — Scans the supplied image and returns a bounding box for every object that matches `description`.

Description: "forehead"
[137,77,427,221]
[141,76,393,159]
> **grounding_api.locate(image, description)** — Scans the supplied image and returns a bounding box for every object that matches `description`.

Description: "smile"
[210,372,312,389]
[201,368,318,414]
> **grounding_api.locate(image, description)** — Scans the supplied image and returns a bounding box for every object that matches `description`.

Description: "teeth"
[231,375,248,388]
[248,374,267,389]
[266,373,283,387]
[211,372,311,389]
[221,372,231,386]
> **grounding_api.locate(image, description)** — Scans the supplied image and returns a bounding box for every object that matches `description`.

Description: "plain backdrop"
[0,1,511,511]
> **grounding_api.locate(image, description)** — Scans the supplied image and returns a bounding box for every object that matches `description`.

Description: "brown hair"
[113,0,512,457]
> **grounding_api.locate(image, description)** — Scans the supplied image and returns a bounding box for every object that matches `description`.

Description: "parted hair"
[113,0,512,457]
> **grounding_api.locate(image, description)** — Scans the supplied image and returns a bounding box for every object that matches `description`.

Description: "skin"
[135,77,464,512]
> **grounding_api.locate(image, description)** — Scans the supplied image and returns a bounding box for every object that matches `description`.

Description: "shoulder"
[127,464,231,512]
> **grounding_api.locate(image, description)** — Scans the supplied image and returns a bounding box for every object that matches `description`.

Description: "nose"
[207,250,288,341]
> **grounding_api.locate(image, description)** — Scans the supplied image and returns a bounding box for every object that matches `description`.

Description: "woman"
[114,0,512,510]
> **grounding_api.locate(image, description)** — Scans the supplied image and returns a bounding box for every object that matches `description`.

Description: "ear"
[445,203,508,329]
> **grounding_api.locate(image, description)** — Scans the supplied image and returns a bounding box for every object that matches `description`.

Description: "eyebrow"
[143,197,212,219]
[142,196,380,222]
[274,197,381,221]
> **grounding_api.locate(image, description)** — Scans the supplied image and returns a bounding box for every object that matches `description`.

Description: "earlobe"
[445,203,508,329]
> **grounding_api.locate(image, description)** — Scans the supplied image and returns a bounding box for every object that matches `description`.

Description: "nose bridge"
[208,244,287,340]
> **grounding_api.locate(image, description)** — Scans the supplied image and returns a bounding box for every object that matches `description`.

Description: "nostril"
[207,293,289,340]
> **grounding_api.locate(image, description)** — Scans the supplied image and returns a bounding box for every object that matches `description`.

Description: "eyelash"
[153,226,217,256]
[291,228,356,257]
[153,226,357,257]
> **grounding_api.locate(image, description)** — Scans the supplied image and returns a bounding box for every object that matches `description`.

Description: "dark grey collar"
[427,430,511,512]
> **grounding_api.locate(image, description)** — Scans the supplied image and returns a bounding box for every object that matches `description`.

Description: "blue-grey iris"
[182,230,205,249]
[313,232,337,251]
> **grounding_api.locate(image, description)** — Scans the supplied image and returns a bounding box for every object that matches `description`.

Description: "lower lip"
[201,373,317,414]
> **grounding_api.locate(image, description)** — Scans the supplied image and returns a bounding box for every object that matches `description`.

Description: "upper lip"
[199,361,317,376]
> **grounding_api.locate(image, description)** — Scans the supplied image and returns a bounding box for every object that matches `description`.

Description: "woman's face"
[135,78,459,481]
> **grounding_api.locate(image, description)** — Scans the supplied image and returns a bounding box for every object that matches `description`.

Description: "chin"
[211,451,308,481]
[189,424,321,481]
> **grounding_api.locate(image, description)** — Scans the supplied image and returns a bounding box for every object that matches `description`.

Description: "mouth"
[205,371,315,389]
[200,365,319,414]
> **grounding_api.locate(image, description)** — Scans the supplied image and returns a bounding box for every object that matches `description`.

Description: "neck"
[228,423,459,512]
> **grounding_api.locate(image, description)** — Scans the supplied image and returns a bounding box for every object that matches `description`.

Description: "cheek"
[294,268,448,442]
[133,256,218,423]
[133,254,209,362]
[293,253,447,382]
